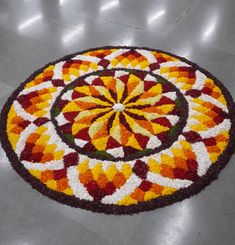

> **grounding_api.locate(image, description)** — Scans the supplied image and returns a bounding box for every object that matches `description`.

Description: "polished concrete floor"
[0,0,235,244]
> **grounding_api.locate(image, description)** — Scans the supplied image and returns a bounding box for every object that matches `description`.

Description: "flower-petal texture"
[1,46,234,215]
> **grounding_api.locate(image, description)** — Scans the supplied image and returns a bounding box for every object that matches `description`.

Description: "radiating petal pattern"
[53,70,184,160]
[1,47,234,214]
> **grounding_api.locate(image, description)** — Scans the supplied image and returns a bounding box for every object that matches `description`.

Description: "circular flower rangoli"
[1,46,235,214]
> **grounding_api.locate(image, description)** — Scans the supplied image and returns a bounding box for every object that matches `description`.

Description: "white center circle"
[112,103,125,112]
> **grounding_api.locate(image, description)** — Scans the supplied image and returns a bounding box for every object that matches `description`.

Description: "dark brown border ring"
[0,46,235,215]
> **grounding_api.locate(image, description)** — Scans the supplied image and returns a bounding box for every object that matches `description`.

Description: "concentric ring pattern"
[1,46,234,214]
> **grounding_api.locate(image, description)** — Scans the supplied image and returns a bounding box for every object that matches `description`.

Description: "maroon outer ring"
[0,46,235,215]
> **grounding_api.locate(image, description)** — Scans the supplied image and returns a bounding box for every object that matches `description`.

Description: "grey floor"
[0,0,235,244]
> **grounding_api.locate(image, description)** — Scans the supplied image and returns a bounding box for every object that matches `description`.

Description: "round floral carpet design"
[1,46,235,214]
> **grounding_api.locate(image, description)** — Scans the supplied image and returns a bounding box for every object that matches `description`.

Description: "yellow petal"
[116,78,125,102]
[126,134,142,150]
[92,137,108,151]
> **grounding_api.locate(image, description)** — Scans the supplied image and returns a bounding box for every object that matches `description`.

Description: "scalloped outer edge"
[0,46,235,215]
